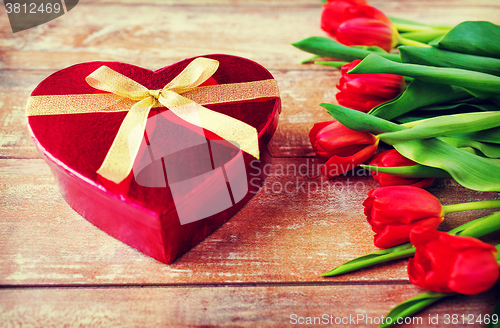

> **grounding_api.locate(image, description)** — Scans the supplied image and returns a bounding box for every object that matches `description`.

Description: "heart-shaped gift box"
[26,54,281,264]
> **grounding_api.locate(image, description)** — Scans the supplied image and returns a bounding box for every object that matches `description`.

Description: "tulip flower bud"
[321,0,369,37]
[369,149,434,188]
[320,1,398,53]
[336,17,399,52]
[309,120,379,177]
[343,4,393,24]
[336,60,405,112]
[363,186,444,248]
[408,227,499,295]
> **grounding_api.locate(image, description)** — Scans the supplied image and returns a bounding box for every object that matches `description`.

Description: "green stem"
[361,164,451,178]
[322,211,500,277]
[398,29,449,43]
[379,292,451,328]
[398,36,431,47]
[442,199,500,214]
[456,212,500,239]
[390,18,452,33]
[300,54,322,64]
[393,23,432,33]
[321,245,415,277]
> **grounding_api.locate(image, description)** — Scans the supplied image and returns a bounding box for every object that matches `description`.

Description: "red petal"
[309,121,336,146]
[368,186,443,224]
[336,18,398,52]
[321,141,378,177]
[344,5,392,24]
[449,248,499,295]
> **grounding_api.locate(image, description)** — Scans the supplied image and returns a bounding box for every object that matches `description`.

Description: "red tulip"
[408,227,499,295]
[321,0,369,37]
[343,4,393,25]
[363,186,444,248]
[336,60,405,112]
[336,17,399,52]
[369,149,435,188]
[321,2,400,52]
[309,120,379,177]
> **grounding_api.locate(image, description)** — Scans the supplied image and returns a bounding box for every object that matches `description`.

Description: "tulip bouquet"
[293,0,500,326]
[315,105,500,325]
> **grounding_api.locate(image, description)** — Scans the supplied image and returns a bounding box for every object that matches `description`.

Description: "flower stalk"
[322,210,500,277]
[398,36,430,47]
[442,199,500,214]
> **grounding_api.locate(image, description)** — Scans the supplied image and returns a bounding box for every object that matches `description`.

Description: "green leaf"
[398,30,448,43]
[322,104,500,191]
[321,243,415,277]
[418,102,498,112]
[388,16,450,33]
[388,16,428,30]
[395,104,500,125]
[455,211,500,238]
[440,137,500,158]
[369,79,471,120]
[451,126,500,144]
[361,164,450,178]
[400,46,500,76]
[377,112,500,144]
[321,212,500,280]
[394,138,500,191]
[349,54,500,96]
[447,212,498,236]
[321,103,404,134]
[435,21,500,59]
[292,37,401,63]
[380,291,451,328]
[351,45,388,53]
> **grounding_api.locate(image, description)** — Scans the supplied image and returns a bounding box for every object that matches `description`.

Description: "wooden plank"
[1,158,499,285]
[1,1,499,72]
[0,71,50,159]
[2,1,500,324]
[0,4,327,71]
[2,1,499,158]
[0,69,337,159]
[269,69,339,157]
[87,0,324,4]
[0,284,497,327]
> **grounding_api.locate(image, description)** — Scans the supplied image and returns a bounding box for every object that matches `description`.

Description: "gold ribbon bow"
[26,58,280,184]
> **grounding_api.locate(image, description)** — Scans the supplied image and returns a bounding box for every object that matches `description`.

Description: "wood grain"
[1,1,499,72]
[1,285,498,327]
[2,0,500,326]
[1,158,498,286]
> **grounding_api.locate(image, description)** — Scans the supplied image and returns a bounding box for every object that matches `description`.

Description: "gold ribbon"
[26,58,279,184]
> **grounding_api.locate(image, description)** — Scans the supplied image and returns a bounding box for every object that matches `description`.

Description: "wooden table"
[1,1,500,326]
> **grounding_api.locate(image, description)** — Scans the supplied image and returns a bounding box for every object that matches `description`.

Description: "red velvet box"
[26,54,281,264]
